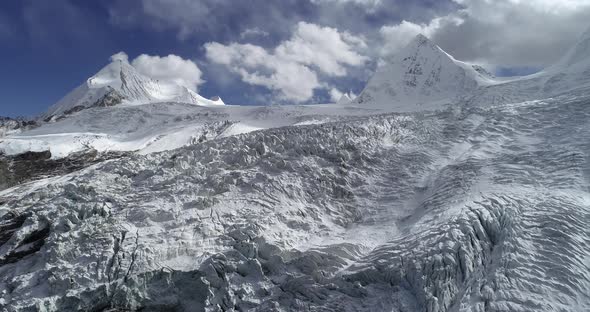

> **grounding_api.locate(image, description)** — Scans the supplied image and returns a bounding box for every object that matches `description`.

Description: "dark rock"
[46,89,125,122]
[92,89,125,108]
[62,105,86,116]
[0,226,50,265]
[12,150,51,162]
[0,149,131,191]
[0,212,27,246]
[0,116,38,137]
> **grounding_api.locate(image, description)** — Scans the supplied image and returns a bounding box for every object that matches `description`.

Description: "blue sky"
[1,0,589,117]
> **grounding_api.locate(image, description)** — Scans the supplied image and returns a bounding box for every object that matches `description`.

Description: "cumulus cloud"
[131,54,204,91]
[276,22,368,76]
[205,42,319,102]
[109,52,204,91]
[380,0,590,67]
[379,17,462,58]
[205,22,367,103]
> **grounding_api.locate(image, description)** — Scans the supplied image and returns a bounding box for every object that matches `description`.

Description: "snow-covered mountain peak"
[356,34,494,111]
[44,57,224,120]
[87,59,130,89]
[404,33,438,53]
[337,93,353,105]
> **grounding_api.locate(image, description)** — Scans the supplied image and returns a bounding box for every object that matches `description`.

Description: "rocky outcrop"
[47,88,126,122]
[0,149,130,191]
[0,117,37,138]
[93,89,125,108]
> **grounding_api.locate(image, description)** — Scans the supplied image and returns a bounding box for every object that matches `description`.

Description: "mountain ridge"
[44,59,224,120]
[356,34,496,111]
[357,28,590,110]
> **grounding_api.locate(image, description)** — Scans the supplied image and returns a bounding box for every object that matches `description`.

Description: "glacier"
[1,30,590,312]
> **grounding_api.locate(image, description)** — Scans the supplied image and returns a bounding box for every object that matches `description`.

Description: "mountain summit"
[44,58,224,120]
[357,34,495,111]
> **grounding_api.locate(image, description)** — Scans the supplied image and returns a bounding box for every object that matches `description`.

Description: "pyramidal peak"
[336,92,354,105]
[87,58,137,89]
[44,57,224,120]
[405,33,438,51]
[356,34,495,111]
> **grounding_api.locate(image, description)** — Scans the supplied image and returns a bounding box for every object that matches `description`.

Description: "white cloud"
[110,51,129,63]
[131,54,204,91]
[455,0,590,13]
[276,22,368,77]
[380,0,590,67]
[205,42,319,102]
[205,22,367,103]
[379,18,461,58]
[109,52,204,92]
[329,88,344,102]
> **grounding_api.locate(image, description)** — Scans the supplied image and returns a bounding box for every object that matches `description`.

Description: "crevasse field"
[1,30,590,312]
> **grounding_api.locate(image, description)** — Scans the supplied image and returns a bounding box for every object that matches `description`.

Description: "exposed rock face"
[93,89,125,108]
[47,88,126,122]
[0,117,37,138]
[0,212,49,266]
[0,149,130,191]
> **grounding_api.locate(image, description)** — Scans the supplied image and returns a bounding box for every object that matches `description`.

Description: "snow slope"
[0,103,375,158]
[44,59,224,120]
